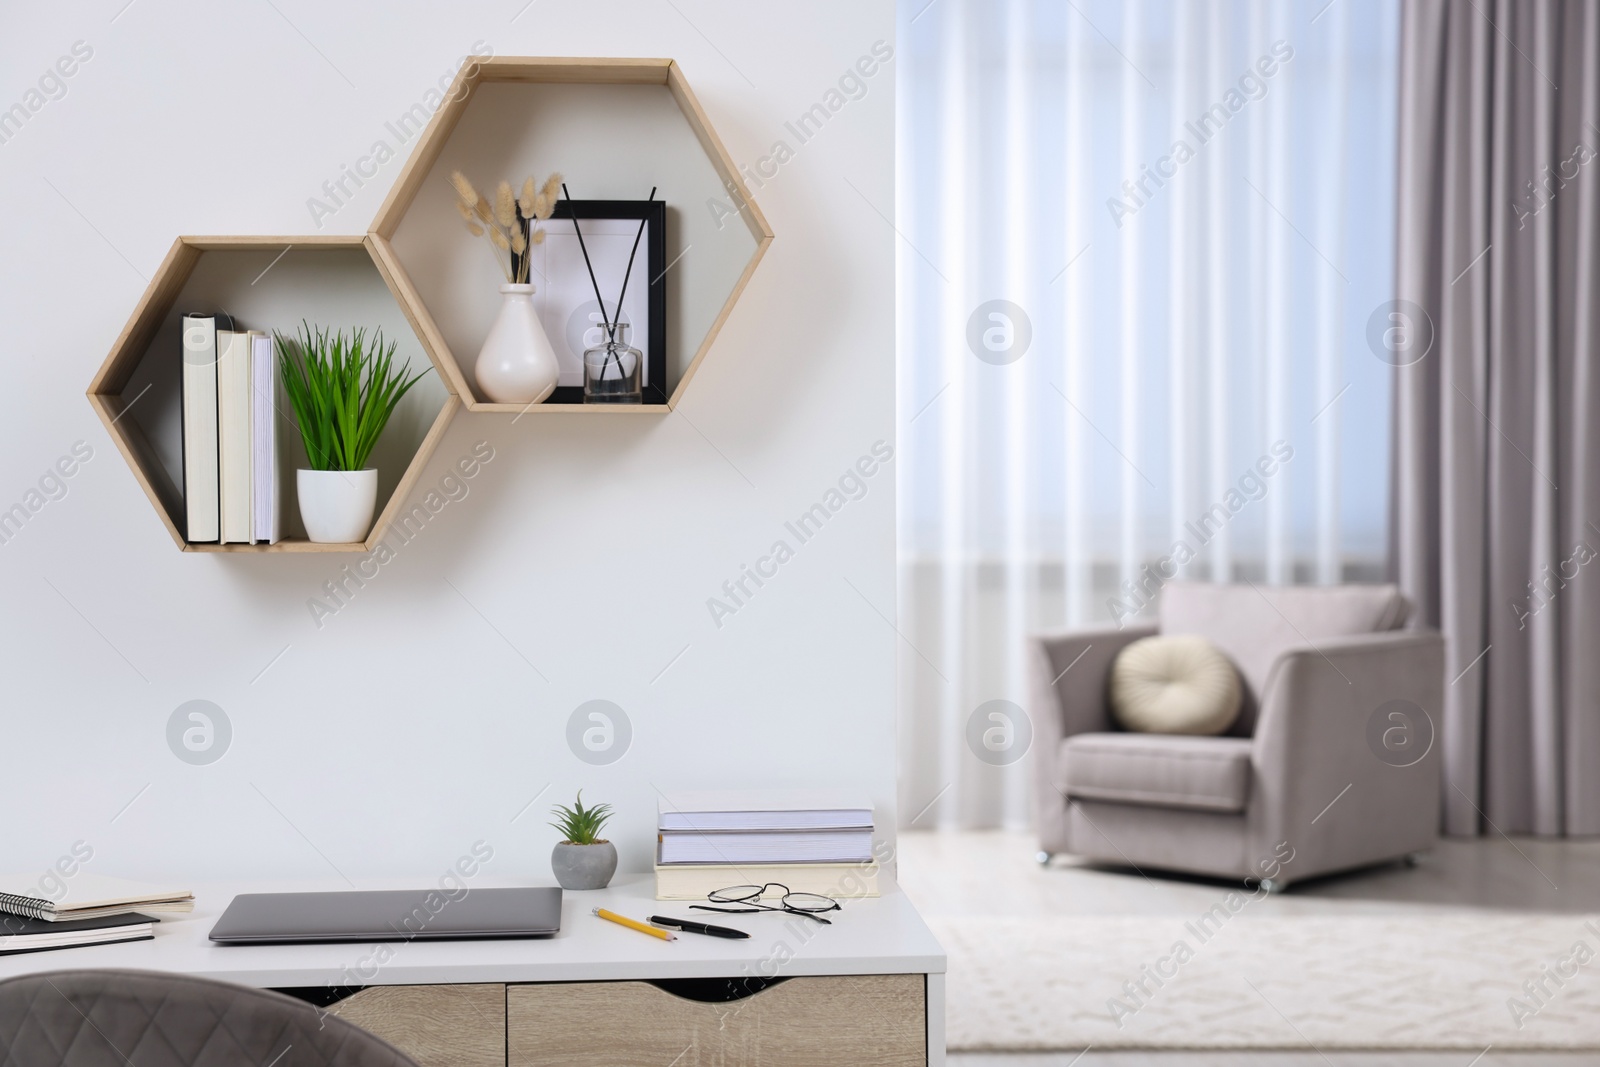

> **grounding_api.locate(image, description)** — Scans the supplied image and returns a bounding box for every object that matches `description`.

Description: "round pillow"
[1110,634,1242,735]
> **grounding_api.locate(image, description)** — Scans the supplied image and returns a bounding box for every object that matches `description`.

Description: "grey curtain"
[1392,0,1600,836]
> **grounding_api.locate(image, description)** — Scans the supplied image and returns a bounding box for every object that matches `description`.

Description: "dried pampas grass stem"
[448,168,564,285]
[495,182,516,229]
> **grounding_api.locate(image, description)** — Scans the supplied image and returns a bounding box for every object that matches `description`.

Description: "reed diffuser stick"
[612,187,656,332]
[598,187,657,383]
[561,183,616,349]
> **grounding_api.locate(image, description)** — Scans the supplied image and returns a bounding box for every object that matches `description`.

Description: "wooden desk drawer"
[328,983,505,1067]
[508,974,926,1066]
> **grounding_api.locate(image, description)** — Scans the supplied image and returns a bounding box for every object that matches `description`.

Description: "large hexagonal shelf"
[371,57,773,413]
[87,236,460,553]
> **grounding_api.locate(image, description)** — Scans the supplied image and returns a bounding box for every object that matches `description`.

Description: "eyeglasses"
[690,883,842,925]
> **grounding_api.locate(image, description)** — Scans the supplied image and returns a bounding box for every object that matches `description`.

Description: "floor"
[896,830,1600,1067]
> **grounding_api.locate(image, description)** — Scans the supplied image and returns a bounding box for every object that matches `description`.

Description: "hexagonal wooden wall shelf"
[371,57,774,413]
[90,58,770,551]
[87,235,460,553]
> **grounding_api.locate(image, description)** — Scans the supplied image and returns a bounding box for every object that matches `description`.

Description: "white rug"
[932,913,1600,1050]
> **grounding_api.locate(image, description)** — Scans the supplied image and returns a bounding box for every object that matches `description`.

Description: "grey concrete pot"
[551,841,617,890]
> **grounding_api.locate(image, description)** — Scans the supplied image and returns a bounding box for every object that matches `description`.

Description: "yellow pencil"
[593,907,676,941]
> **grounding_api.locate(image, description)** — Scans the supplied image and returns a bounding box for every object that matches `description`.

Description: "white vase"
[297,469,378,543]
[475,283,559,405]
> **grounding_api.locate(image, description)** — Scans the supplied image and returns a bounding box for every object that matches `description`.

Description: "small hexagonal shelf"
[87,235,460,552]
[371,57,773,413]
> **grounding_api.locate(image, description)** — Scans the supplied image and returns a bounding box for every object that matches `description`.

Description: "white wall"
[0,1,895,889]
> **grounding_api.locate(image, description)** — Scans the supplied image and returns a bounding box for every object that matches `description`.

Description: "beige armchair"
[1029,583,1442,891]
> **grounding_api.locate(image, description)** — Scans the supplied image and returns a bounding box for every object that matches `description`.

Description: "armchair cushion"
[1057,733,1253,813]
[1109,634,1242,734]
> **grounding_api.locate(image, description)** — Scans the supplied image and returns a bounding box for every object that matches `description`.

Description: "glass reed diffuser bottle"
[582,321,642,404]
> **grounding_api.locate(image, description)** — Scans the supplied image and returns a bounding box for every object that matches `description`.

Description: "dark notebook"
[0,912,157,956]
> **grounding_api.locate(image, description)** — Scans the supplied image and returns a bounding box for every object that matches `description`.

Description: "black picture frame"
[543,198,668,405]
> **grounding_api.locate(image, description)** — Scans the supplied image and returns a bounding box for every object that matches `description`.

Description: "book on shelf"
[180,312,224,542]
[0,911,158,956]
[180,316,281,545]
[217,329,254,544]
[250,331,282,544]
[0,874,194,923]
[654,861,880,901]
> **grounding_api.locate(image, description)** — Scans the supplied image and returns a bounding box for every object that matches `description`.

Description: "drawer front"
[328,983,506,1067]
[508,974,926,1067]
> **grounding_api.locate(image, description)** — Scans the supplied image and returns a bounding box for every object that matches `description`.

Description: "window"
[896,0,1400,826]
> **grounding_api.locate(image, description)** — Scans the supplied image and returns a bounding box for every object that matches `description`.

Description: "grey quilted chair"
[1031,582,1443,890]
[0,970,417,1067]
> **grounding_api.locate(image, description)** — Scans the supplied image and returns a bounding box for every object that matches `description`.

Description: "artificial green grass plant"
[550,792,614,845]
[277,322,429,472]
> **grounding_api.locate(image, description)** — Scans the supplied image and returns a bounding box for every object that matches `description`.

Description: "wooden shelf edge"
[88,393,187,550]
[463,401,671,415]
[180,234,366,250]
[477,56,673,84]
[365,393,462,548]
[365,234,472,400]
[668,230,771,407]
[90,238,198,397]
[371,62,483,239]
[184,539,369,553]
[666,61,774,246]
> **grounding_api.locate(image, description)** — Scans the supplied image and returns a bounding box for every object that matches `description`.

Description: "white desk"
[0,875,947,1066]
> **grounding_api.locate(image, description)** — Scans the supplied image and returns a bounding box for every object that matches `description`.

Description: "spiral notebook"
[0,874,193,922]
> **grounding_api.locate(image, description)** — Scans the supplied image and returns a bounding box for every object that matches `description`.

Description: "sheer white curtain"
[896,0,1401,829]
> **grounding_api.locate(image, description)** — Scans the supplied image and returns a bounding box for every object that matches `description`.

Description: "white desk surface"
[0,876,946,988]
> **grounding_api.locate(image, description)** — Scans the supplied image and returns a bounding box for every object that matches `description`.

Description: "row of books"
[654,791,880,900]
[181,313,282,544]
[0,874,193,957]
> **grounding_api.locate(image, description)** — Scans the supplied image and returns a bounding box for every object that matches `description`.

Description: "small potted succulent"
[549,791,617,891]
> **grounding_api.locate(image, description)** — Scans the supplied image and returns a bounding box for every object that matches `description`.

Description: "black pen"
[649,915,750,940]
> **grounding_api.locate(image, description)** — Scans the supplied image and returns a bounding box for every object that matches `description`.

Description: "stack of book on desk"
[654,791,879,900]
[0,874,194,956]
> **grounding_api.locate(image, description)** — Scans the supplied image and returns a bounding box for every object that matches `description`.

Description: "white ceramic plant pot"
[297,469,378,543]
[475,283,559,405]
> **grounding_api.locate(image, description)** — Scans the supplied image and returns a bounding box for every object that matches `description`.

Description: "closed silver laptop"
[209,887,562,944]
